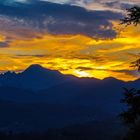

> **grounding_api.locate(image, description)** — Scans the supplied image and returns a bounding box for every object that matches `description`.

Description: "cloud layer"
[0,1,122,39]
[0,0,139,81]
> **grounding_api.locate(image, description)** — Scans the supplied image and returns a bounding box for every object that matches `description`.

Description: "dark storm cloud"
[112,69,140,77]
[105,1,133,10]
[15,54,47,57]
[0,42,9,48]
[76,67,94,71]
[0,37,11,48]
[0,1,122,39]
[76,66,139,78]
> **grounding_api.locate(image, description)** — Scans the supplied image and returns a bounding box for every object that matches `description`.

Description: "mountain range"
[0,64,139,90]
[0,64,139,136]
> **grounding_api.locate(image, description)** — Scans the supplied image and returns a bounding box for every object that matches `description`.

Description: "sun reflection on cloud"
[0,23,140,81]
[74,70,91,77]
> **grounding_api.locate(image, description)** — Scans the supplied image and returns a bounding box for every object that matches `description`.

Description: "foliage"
[120,6,140,139]
[121,6,140,26]
[120,88,140,140]
[131,58,140,71]
[121,6,140,71]
[120,88,140,125]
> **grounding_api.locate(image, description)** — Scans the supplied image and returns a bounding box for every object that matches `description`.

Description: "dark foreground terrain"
[0,65,135,140]
[0,121,125,140]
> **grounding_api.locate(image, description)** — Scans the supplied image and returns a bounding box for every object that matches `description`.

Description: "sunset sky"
[0,0,140,81]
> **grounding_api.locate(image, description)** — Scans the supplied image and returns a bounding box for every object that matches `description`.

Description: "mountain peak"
[23,64,48,73]
[103,77,124,84]
[20,65,43,77]
[16,64,69,90]
[26,64,44,70]
[103,77,117,81]
[22,64,64,78]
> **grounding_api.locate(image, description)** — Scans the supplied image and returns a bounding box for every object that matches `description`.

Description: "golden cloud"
[0,24,140,81]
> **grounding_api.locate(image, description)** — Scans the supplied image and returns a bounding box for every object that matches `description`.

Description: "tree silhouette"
[120,88,140,140]
[121,6,140,26]
[121,6,140,71]
[120,6,140,140]
[131,57,140,71]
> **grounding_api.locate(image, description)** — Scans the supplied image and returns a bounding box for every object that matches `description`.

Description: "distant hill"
[0,64,132,91]
[0,120,125,140]
[0,64,139,133]
[0,64,74,91]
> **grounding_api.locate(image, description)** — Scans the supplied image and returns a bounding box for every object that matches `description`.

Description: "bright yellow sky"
[0,23,140,81]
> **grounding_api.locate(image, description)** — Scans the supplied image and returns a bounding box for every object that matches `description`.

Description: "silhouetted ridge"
[23,64,50,73]
[25,64,44,70]
[23,64,63,77]
[0,64,138,91]
[103,77,119,81]
[1,71,16,77]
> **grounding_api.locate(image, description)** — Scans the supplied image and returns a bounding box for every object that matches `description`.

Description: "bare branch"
[121,6,140,26]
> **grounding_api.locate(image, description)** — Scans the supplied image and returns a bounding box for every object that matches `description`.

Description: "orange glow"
[0,24,140,81]
[74,70,91,77]
[0,35,6,42]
